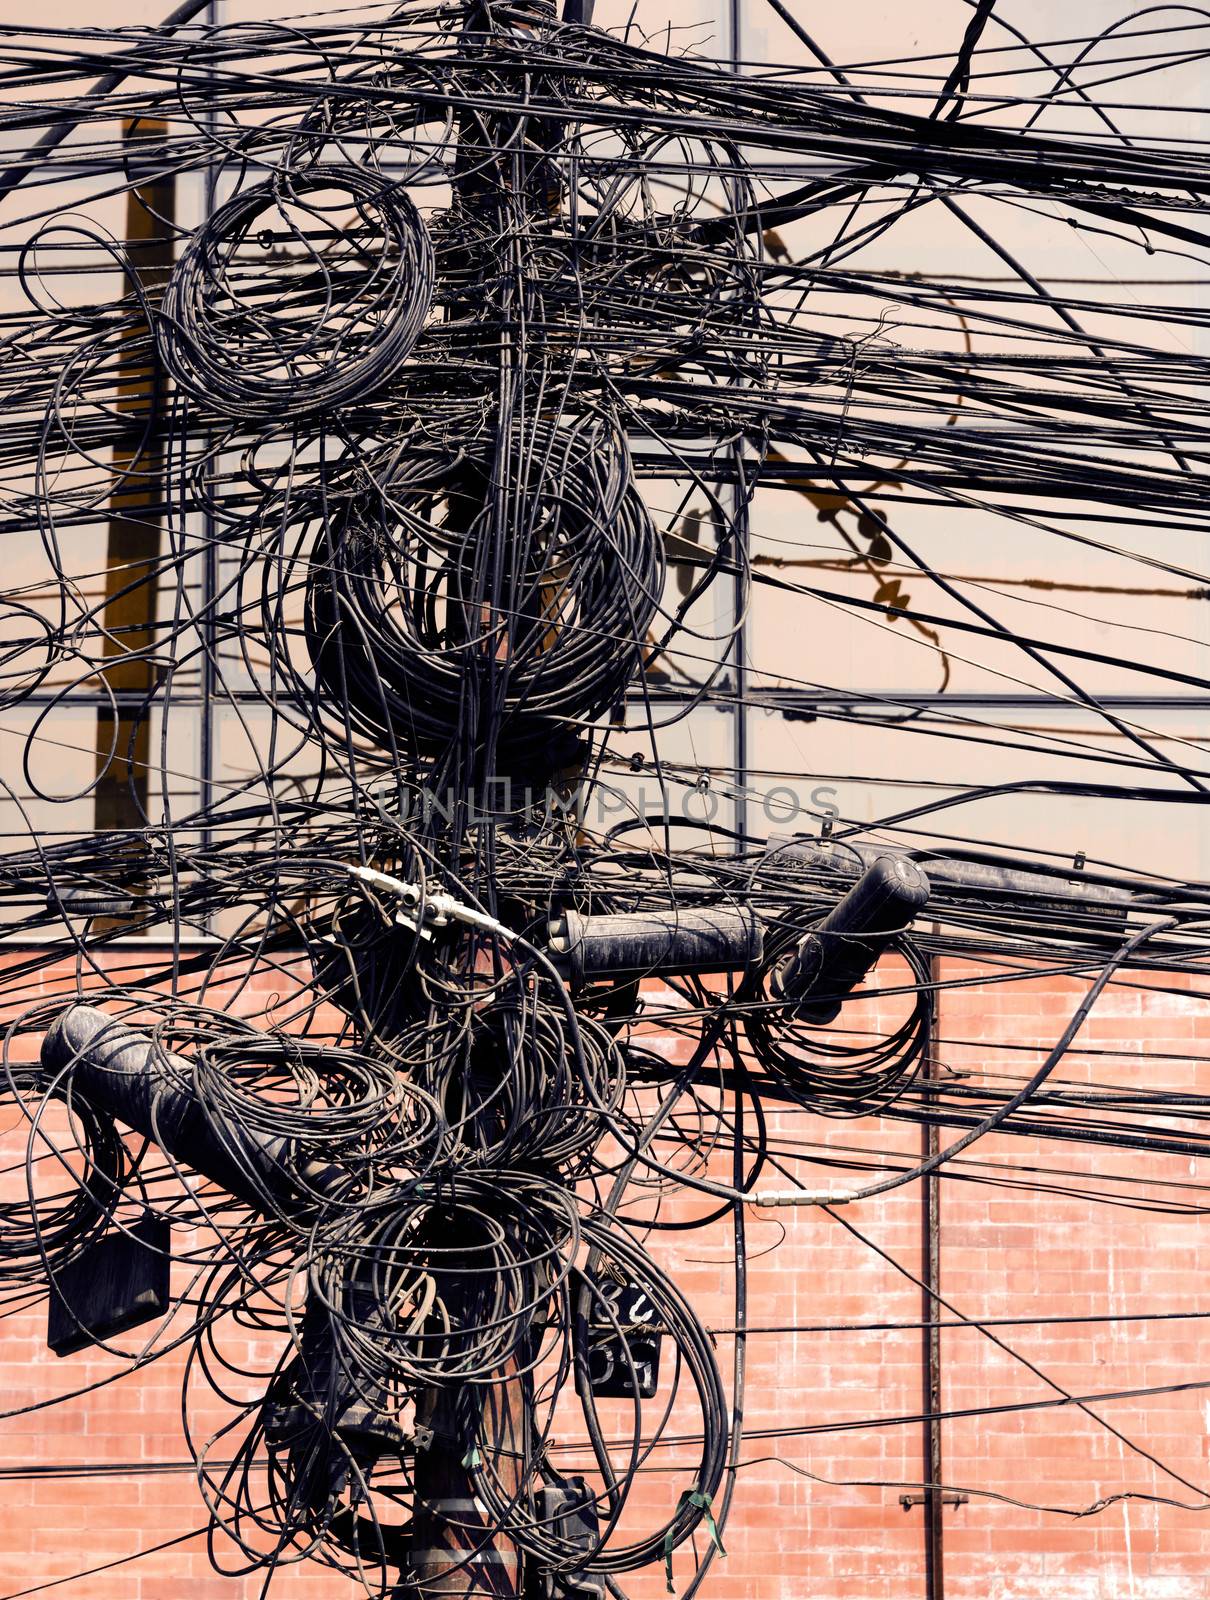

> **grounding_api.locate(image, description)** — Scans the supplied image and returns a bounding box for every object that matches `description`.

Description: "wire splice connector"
[346,863,514,939]
[747,1189,858,1208]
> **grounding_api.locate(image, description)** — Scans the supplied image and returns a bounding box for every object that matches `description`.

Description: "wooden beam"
[94,117,175,838]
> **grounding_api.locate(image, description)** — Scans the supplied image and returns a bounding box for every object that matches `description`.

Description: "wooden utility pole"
[411,1380,524,1595]
[94,118,174,838]
[400,0,534,1590]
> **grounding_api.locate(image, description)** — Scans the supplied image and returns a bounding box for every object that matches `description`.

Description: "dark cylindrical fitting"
[41,1005,340,1212]
[764,833,1128,920]
[772,856,930,1023]
[45,886,134,918]
[548,905,763,991]
[265,1294,407,1465]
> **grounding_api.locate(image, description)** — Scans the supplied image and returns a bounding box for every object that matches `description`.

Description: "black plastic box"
[47,1214,170,1357]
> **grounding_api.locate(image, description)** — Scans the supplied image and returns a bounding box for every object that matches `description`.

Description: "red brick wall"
[0,950,1207,1600]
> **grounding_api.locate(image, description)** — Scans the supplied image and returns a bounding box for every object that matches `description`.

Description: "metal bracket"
[900,1492,968,1512]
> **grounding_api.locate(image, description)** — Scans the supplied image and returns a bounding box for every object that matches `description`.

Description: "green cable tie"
[695,1493,727,1558]
[461,1445,481,1470]
[664,1489,726,1593]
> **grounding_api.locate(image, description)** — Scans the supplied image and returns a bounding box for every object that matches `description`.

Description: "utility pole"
[403,5,533,1593]
[95,118,174,842]
[411,1383,524,1596]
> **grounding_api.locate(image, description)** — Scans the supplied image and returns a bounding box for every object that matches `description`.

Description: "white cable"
[346,863,514,939]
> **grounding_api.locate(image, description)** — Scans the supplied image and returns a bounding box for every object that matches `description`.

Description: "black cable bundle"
[0,3,1205,1597]
[160,165,436,419]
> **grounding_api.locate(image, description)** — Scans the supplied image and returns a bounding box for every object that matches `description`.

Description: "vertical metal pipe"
[922,948,944,1600]
[727,0,748,846]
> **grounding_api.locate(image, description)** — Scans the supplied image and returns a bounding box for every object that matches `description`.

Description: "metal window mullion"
[729,0,749,842]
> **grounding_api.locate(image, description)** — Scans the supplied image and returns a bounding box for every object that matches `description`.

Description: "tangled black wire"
[0,1,1205,1597]
[160,164,436,421]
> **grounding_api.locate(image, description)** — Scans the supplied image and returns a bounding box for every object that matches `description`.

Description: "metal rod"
[922,946,945,1600]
